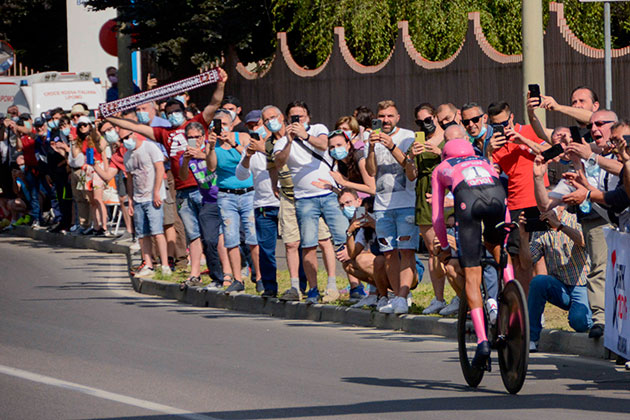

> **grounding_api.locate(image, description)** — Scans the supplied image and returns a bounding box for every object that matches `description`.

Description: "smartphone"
[541,143,564,162]
[250,132,260,141]
[290,115,300,124]
[491,124,505,136]
[569,126,582,143]
[212,119,222,135]
[523,206,549,232]
[414,131,426,144]
[355,207,366,219]
[149,72,156,79]
[335,244,346,253]
[528,84,541,100]
[187,138,196,148]
[371,119,382,133]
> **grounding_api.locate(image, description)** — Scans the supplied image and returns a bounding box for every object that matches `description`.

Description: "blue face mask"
[137,111,150,124]
[175,95,186,105]
[61,127,71,136]
[303,122,310,131]
[19,164,25,172]
[168,112,186,127]
[468,125,487,142]
[47,119,59,129]
[343,206,356,219]
[104,129,120,144]
[251,126,267,139]
[265,118,282,133]
[123,138,136,151]
[330,146,348,161]
[24,122,32,131]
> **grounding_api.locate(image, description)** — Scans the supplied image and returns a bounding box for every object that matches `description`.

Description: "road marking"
[0,364,220,420]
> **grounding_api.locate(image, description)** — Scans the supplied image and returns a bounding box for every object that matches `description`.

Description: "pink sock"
[471,307,487,344]
[503,263,515,283]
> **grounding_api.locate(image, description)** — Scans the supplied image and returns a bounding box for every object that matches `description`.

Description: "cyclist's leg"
[464,265,487,343]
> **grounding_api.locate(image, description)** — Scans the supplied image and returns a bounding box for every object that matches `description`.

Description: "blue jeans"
[217,190,257,249]
[255,207,279,293]
[294,193,348,248]
[133,201,164,238]
[528,274,593,342]
[199,202,223,283]
[25,169,60,223]
[374,207,419,252]
[176,187,203,242]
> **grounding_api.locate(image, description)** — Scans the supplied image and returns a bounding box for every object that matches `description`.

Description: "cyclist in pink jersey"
[432,138,514,369]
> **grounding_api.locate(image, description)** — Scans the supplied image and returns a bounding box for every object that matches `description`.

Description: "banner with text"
[604,228,630,360]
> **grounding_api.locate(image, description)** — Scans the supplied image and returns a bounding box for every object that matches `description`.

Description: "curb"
[4,226,610,360]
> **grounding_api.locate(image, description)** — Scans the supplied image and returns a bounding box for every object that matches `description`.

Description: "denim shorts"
[374,207,420,252]
[176,187,203,242]
[217,190,257,249]
[134,201,164,239]
[294,192,348,248]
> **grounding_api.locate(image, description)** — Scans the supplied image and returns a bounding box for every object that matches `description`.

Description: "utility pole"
[116,18,133,98]
[522,0,546,126]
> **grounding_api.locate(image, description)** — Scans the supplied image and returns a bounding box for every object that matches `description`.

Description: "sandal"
[222,273,234,287]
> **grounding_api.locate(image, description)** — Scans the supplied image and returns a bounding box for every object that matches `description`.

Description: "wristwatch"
[388,144,396,152]
[586,153,598,167]
[346,230,354,238]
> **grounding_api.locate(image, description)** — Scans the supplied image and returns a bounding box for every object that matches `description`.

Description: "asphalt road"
[1,235,629,420]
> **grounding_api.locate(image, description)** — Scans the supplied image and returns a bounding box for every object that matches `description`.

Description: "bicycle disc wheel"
[497,280,530,394]
[457,289,485,387]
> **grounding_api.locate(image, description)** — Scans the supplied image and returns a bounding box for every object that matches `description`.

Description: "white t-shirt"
[273,123,335,199]
[235,150,280,208]
[584,154,620,221]
[124,140,167,203]
[364,127,416,211]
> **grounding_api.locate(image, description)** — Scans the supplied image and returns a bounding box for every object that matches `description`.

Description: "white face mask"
[226,109,237,121]
[123,138,136,151]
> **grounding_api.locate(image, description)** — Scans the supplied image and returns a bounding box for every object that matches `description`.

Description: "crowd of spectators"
[1,69,629,357]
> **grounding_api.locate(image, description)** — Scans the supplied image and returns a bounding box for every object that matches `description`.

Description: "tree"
[0,1,68,73]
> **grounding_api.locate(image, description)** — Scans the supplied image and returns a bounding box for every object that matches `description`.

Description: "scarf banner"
[604,228,630,360]
[98,68,221,118]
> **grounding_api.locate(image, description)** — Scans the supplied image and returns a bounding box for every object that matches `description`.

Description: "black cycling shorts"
[453,182,507,268]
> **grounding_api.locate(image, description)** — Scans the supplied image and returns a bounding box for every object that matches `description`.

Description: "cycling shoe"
[471,340,491,370]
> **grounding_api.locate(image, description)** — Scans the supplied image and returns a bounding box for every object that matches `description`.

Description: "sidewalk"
[3,226,610,360]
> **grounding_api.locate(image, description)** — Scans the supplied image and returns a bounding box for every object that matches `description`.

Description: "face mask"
[24,122,32,131]
[265,118,282,133]
[78,130,89,139]
[175,95,186,104]
[419,119,436,135]
[160,112,167,119]
[302,122,310,131]
[61,127,71,136]
[136,111,150,124]
[12,116,19,123]
[19,164,25,171]
[108,75,118,84]
[251,126,267,139]
[168,112,186,127]
[104,129,120,144]
[440,120,458,131]
[343,206,356,219]
[226,109,236,121]
[47,119,59,129]
[330,146,349,161]
[468,125,487,142]
[123,138,136,151]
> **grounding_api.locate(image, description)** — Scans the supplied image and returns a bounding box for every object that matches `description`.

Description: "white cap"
[77,116,92,125]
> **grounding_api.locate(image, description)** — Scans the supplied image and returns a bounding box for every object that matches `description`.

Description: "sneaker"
[529,340,539,353]
[116,231,133,242]
[305,287,320,304]
[625,361,630,371]
[31,221,43,230]
[422,297,446,315]
[392,296,409,314]
[348,285,366,303]
[471,340,491,369]
[588,323,604,339]
[168,257,176,272]
[93,228,105,237]
[351,294,378,308]
[376,296,389,312]
[180,275,203,291]
[279,287,301,302]
[485,298,498,325]
[439,296,460,316]
[407,291,413,307]
[224,280,245,295]
[261,289,277,298]
[204,280,223,291]
[69,224,80,232]
[255,280,265,293]
[321,288,340,303]
[134,266,155,278]
[81,227,94,235]
[47,222,61,232]
[160,265,172,276]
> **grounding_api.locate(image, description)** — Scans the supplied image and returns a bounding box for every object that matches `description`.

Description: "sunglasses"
[77,123,90,129]
[586,120,615,130]
[462,114,484,126]
[327,129,350,141]
[415,117,433,127]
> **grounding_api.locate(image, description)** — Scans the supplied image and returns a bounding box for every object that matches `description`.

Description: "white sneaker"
[376,296,389,312]
[351,294,378,308]
[422,297,446,314]
[161,265,172,276]
[439,296,460,316]
[407,291,413,307]
[529,340,539,353]
[486,298,498,325]
[379,298,395,314]
[135,266,155,278]
[392,296,409,314]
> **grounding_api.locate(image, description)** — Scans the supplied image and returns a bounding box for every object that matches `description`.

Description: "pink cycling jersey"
[431,156,501,248]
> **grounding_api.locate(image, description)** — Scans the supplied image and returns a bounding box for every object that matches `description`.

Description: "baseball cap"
[244,110,262,124]
[33,117,45,127]
[77,116,92,125]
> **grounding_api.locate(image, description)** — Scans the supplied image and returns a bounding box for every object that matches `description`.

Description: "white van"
[0,71,106,115]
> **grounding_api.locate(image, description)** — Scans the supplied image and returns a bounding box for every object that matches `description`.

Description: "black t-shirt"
[233,121,249,133]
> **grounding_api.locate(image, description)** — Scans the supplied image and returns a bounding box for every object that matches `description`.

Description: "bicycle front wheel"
[497,279,529,394]
[457,288,485,387]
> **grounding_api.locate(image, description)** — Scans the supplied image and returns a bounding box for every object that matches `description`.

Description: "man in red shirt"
[487,101,551,292]
[106,67,227,286]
